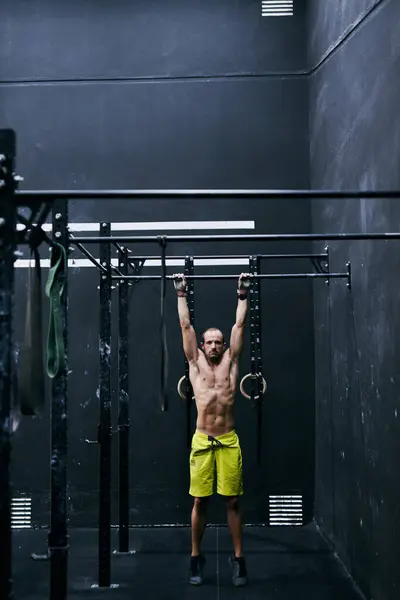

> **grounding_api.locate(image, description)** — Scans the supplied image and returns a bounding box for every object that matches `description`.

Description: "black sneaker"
[229,556,248,586]
[189,554,206,585]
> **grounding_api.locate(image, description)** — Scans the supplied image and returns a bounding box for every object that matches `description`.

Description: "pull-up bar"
[72,232,400,244]
[122,253,328,260]
[112,272,347,281]
[15,189,400,201]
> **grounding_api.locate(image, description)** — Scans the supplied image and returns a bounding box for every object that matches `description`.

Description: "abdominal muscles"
[193,376,235,436]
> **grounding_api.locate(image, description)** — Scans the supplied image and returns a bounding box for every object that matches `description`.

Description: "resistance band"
[19,247,46,415]
[45,242,67,379]
[10,344,21,432]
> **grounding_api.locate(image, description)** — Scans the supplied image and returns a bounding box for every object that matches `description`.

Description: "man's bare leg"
[189,497,208,585]
[225,496,248,586]
[225,496,243,557]
[191,497,208,556]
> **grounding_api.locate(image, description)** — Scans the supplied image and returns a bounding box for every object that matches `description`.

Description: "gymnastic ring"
[177,375,194,401]
[239,373,267,400]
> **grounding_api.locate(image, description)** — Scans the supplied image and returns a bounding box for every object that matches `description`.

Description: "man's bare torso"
[190,349,238,437]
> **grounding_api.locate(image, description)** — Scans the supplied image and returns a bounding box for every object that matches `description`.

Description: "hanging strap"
[10,344,21,432]
[158,236,169,411]
[45,242,67,379]
[184,256,195,450]
[19,248,46,415]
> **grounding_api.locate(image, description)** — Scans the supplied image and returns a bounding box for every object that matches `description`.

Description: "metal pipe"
[71,232,400,244]
[126,253,328,261]
[15,189,400,201]
[112,272,347,281]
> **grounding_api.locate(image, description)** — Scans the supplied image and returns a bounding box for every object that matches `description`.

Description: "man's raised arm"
[173,274,199,364]
[229,273,250,362]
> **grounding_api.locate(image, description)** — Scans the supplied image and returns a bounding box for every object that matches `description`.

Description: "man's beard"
[208,353,222,364]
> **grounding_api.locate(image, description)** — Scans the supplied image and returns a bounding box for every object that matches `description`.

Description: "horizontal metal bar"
[125,253,328,261]
[15,189,400,201]
[110,522,268,529]
[72,232,400,244]
[112,272,347,281]
[31,522,269,529]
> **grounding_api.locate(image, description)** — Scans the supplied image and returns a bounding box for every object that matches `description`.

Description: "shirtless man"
[173,272,250,587]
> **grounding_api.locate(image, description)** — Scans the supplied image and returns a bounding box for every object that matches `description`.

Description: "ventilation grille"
[262,1,294,16]
[11,497,32,529]
[269,495,303,526]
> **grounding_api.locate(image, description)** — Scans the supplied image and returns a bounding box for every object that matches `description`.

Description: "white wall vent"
[262,1,294,17]
[269,495,303,526]
[11,497,32,529]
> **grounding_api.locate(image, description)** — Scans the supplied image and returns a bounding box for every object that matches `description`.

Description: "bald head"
[201,328,225,364]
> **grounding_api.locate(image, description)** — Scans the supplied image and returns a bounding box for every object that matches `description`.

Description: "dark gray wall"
[0,0,308,191]
[0,0,307,81]
[308,0,382,69]
[2,1,314,527]
[309,1,400,599]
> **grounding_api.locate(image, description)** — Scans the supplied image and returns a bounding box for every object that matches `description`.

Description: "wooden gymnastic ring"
[239,372,267,400]
[177,375,194,401]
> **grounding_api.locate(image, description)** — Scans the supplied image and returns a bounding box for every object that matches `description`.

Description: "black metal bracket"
[113,243,148,279]
[346,262,352,290]
[69,229,124,277]
[310,246,330,274]
[115,247,146,288]
[16,203,54,250]
[127,258,146,284]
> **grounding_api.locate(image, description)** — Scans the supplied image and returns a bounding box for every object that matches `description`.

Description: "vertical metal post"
[118,249,129,553]
[187,258,195,338]
[98,223,112,586]
[249,257,258,406]
[49,200,69,600]
[249,256,263,465]
[0,129,16,600]
[254,256,263,465]
[184,257,195,450]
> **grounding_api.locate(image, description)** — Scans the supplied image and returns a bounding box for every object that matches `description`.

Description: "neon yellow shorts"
[189,429,243,497]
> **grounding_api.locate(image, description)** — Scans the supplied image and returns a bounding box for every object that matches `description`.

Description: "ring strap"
[158,236,168,411]
[240,372,267,399]
[184,255,195,449]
